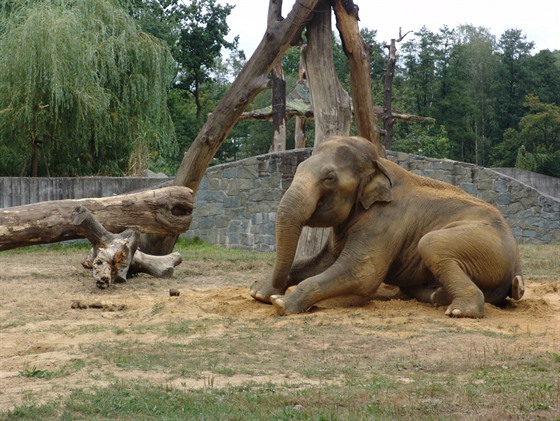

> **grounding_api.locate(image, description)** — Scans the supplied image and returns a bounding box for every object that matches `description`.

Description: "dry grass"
[0,240,559,420]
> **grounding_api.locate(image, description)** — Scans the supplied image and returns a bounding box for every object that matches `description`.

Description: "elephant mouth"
[308,200,338,227]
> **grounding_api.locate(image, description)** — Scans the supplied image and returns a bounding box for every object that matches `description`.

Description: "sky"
[219,0,560,57]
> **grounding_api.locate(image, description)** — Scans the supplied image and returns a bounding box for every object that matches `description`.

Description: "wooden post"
[383,29,411,149]
[269,0,287,152]
[294,45,308,149]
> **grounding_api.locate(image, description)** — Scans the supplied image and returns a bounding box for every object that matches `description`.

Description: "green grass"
[5,360,559,421]
[19,359,86,381]
[2,240,91,255]
[174,236,274,264]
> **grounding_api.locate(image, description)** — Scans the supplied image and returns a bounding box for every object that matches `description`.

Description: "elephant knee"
[417,233,442,267]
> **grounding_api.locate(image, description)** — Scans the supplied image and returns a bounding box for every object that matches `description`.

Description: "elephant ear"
[358,160,393,209]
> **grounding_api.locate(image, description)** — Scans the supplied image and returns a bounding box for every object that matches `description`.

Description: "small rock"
[71,300,88,310]
[169,288,180,297]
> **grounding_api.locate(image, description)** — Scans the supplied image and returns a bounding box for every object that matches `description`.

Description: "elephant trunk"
[271,183,318,289]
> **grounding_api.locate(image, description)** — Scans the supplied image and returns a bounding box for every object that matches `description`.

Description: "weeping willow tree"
[0,0,177,176]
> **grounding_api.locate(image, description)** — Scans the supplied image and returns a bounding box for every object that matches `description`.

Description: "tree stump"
[72,206,182,288]
[71,206,182,288]
[72,206,140,288]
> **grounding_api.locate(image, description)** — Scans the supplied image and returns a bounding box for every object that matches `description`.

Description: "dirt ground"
[0,246,559,415]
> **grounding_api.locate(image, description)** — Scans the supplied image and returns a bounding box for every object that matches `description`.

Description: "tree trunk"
[141,0,320,255]
[382,30,411,150]
[333,0,383,155]
[270,62,287,152]
[71,205,140,288]
[72,206,183,288]
[303,0,352,147]
[0,186,193,251]
[295,0,353,258]
[383,38,397,150]
[294,45,307,149]
[269,0,287,153]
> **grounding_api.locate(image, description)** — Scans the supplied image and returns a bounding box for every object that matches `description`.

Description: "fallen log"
[0,186,193,251]
[72,206,182,288]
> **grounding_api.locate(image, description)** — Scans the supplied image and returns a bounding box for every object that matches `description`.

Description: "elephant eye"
[324,172,337,183]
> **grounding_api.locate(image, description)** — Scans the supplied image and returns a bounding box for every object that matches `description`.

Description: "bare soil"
[0,246,559,417]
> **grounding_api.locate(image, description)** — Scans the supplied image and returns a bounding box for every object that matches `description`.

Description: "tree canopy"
[1,0,559,178]
[0,0,176,176]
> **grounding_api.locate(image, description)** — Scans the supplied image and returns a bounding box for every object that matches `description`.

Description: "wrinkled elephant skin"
[249,136,524,318]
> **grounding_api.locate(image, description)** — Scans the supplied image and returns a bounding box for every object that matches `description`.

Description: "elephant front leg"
[270,253,386,315]
[249,240,336,304]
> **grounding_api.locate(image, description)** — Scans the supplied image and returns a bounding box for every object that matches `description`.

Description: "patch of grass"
[20,359,86,380]
[0,380,421,420]
[165,321,190,335]
[174,236,274,266]
[2,240,91,255]
[150,302,165,316]
[519,243,560,280]
[20,366,54,380]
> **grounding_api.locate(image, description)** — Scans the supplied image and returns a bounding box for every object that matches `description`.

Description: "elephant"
[249,135,524,318]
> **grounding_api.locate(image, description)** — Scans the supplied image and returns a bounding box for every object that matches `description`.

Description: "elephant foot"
[430,287,452,306]
[249,280,285,304]
[445,297,485,318]
[270,295,309,316]
[270,295,289,315]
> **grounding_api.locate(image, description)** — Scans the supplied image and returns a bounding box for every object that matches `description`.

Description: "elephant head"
[271,136,393,289]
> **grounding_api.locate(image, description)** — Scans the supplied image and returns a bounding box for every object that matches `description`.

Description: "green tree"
[400,26,440,116]
[175,0,238,119]
[494,29,534,134]
[120,0,182,51]
[524,49,560,105]
[492,94,560,176]
[0,0,176,176]
[447,25,498,165]
[391,124,450,158]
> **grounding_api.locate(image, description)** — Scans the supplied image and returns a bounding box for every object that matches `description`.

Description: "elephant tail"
[482,274,524,306]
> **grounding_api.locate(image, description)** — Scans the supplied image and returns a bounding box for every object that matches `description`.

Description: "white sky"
[219,0,560,56]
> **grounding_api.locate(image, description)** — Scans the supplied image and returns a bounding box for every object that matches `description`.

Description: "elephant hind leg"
[417,225,508,318]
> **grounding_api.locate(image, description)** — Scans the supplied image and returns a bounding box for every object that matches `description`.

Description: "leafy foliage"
[392,124,450,158]
[0,0,176,176]
[1,1,559,177]
[495,95,560,176]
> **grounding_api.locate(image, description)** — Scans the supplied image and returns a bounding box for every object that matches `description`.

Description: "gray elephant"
[249,135,524,318]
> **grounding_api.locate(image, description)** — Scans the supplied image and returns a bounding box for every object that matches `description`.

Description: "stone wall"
[491,168,560,199]
[186,149,560,250]
[186,150,311,251]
